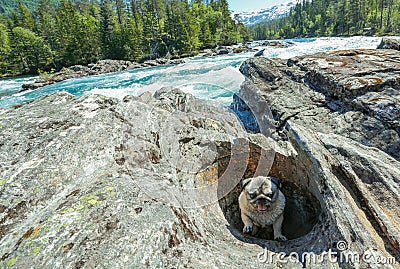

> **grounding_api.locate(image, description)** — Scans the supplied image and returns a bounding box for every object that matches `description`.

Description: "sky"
[227,0,290,12]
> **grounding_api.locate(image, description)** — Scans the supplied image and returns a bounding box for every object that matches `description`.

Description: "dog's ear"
[241,178,253,190]
[270,177,282,189]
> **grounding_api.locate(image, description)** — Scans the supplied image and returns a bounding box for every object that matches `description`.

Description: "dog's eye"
[249,192,256,199]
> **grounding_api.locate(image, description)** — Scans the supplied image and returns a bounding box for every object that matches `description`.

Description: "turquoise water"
[0,36,382,108]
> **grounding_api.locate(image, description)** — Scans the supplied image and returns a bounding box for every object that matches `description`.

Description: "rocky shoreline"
[21,44,258,92]
[0,41,399,268]
[20,38,396,93]
[21,58,185,91]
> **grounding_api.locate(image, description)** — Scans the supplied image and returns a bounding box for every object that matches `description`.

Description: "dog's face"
[242,176,280,211]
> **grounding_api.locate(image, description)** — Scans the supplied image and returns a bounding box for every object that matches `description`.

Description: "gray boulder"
[266,41,289,48]
[217,49,230,55]
[254,49,265,57]
[377,38,400,50]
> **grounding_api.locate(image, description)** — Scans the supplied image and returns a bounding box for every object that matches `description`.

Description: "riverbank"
[0,36,389,109]
[20,59,186,91]
[20,44,258,92]
[15,37,398,93]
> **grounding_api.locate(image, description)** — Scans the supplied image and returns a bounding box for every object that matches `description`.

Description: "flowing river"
[0,36,383,108]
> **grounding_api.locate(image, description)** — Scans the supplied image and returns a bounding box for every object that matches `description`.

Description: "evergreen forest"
[0,0,249,76]
[249,0,400,40]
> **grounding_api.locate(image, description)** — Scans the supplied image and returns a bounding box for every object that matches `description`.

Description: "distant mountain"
[234,0,301,26]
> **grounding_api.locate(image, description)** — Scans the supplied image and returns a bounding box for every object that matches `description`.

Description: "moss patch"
[60,207,75,214]
[105,186,116,198]
[30,246,42,255]
[0,179,7,186]
[4,257,17,268]
[82,194,101,206]
[59,192,107,216]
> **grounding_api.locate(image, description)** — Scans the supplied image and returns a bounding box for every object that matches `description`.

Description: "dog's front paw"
[274,235,288,242]
[243,223,253,234]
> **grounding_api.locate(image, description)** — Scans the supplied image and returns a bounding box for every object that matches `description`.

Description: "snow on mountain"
[234,0,301,26]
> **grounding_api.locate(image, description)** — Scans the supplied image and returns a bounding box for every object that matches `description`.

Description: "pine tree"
[100,0,117,59]
[10,26,52,74]
[0,23,11,74]
[13,1,35,30]
[142,0,162,58]
[36,0,55,46]
[115,0,127,25]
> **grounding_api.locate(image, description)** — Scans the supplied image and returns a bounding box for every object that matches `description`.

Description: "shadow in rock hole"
[216,141,325,256]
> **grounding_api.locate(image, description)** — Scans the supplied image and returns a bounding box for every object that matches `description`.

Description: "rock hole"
[218,142,321,241]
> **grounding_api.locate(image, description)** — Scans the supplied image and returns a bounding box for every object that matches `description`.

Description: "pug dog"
[238,176,287,241]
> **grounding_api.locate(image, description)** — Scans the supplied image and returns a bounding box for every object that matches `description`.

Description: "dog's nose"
[258,198,267,204]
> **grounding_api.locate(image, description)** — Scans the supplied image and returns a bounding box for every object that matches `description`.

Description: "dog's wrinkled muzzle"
[257,199,270,211]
